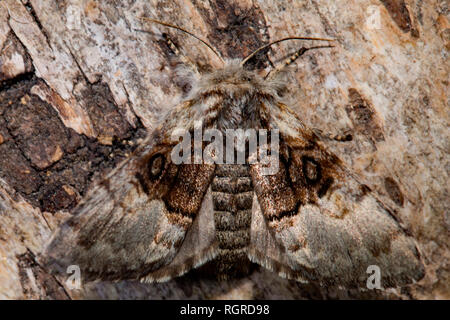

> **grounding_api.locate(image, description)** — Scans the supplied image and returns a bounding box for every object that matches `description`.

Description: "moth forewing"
[248,101,425,287]
[42,100,217,282]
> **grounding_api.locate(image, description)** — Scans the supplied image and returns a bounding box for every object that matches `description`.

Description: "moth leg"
[312,128,353,142]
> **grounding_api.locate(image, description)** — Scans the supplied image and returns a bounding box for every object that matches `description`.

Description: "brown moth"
[42,19,425,288]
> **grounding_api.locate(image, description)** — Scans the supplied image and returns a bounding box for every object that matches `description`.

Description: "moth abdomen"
[200,163,255,279]
[210,248,254,279]
[214,209,252,231]
[211,176,253,194]
[216,230,251,250]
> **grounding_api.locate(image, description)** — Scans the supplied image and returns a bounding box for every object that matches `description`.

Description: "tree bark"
[0,0,448,299]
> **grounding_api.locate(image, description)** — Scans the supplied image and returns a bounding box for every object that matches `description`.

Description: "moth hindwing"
[43,25,424,288]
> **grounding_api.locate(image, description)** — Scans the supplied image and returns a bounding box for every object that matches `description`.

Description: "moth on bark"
[42,19,425,288]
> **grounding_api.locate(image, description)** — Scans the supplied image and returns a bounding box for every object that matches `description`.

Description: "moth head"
[201,60,262,87]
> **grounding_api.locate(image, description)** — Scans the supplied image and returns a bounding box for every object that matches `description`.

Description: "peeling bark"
[0,0,448,299]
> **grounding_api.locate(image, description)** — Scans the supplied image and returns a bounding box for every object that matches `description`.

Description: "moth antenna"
[264,44,334,79]
[137,17,225,65]
[241,36,334,67]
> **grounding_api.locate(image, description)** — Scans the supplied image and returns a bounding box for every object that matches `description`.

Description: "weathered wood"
[0,0,448,299]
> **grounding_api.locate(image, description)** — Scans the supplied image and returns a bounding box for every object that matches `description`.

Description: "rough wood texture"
[0,0,448,299]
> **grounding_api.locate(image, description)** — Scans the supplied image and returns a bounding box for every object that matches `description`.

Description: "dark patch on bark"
[3,80,73,170]
[380,0,419,37]
[346,88,385,147]
[81,82,134,142]
[384,177,404,206]
[0,74,43,195]
[0,74,147,213]
[40,184,79,214]
[191,0,270,70]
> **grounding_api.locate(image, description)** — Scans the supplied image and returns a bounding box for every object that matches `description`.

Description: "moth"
[43,19,425,288]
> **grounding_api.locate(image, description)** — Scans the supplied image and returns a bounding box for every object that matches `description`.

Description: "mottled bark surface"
[0,0,448,299]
